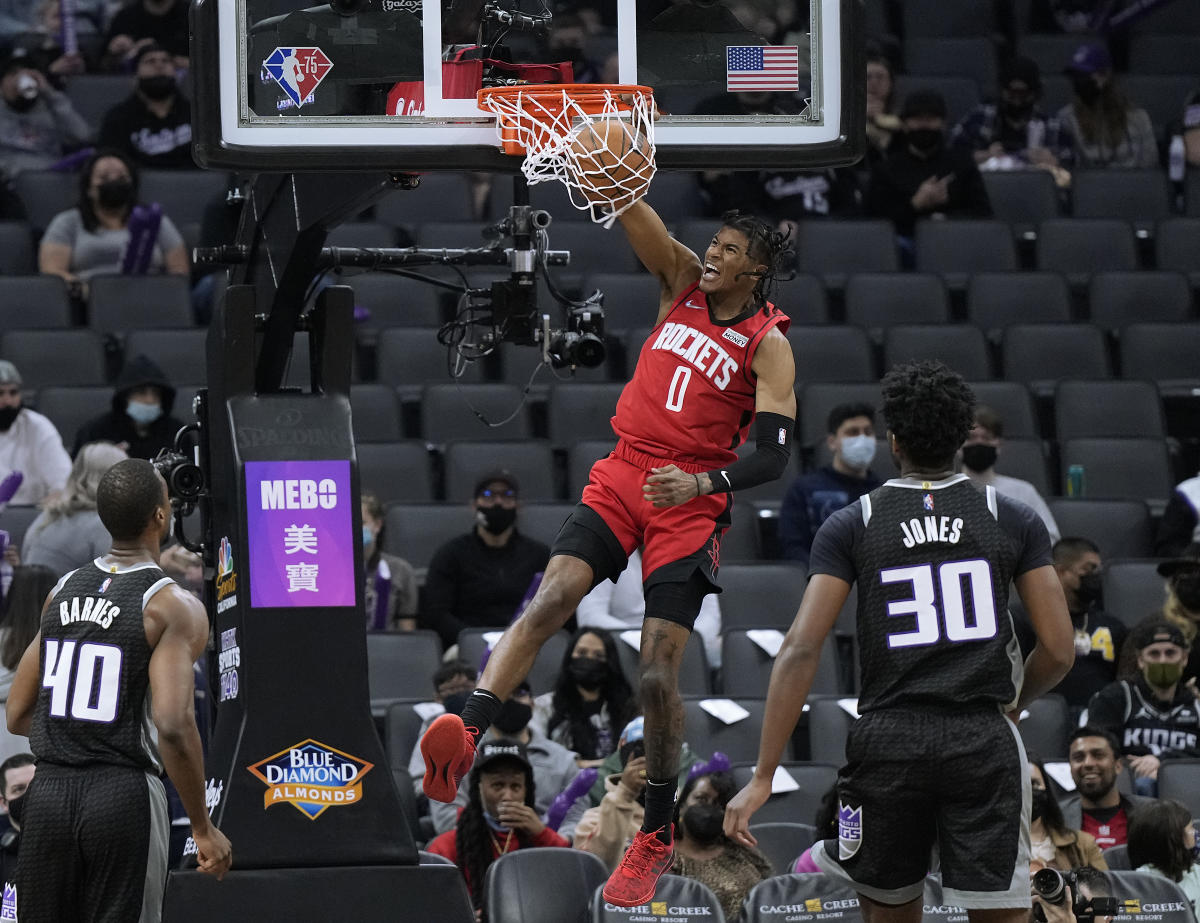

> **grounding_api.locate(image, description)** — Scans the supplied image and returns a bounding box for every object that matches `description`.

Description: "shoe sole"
[421,714,469,803]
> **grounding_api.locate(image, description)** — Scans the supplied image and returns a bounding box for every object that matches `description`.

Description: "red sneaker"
[420,713,477,803]
[602,828,674,907]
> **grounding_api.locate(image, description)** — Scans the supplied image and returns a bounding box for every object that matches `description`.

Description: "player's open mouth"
[702,263,719,282]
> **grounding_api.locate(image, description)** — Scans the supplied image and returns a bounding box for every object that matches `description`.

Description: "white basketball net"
[480,86,657,228]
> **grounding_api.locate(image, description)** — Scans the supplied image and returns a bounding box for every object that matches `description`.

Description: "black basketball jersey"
[809,474,1052,713]
[30,559,173,771]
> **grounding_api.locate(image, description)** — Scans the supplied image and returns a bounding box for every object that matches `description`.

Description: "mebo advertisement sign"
[244,460,355,608]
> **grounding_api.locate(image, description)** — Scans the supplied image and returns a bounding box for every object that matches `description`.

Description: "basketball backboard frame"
[190,0,865,172]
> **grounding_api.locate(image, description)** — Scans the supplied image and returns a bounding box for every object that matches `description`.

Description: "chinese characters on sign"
[245,460,355,608]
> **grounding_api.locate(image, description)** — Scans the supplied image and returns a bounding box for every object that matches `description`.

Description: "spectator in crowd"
[574,716,647,871]
[865,89,992,239]
[98,43,193,169]
[0,361,71,507]
[0,49,88,184]
[960,406,1060,542]
[583,712,703,811]
[1028,753,1107,872]
[8,0,88,80]
[38,150,189,300]
[1060,726,1153,851]
[1128,799,1200,916]
[576,548,722,670]
[0,566,53,765]
[73,354,186,460]
[1030,0,1103,33]
[864,47,901,166]
[1157,475,1200,558]
[1117,544,1200,684]
[670,768,772,920]
[422,471,550,649]
[424,739,570,917]
[0,753,34,892]
[1047,43,1157,170]
[103,0,189,71]
[779,402,882,565]
[21,442,126,576]
[429,681,584,839]
[1086,622,1200,795]
[361,492,416,631]
[532,628,636,768]
[1183,88,1200,169]
[951,57,1059,171]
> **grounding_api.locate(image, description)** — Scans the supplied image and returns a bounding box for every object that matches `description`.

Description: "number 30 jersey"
[30,560,173,771]
[612,282,789,469]
[809,474,1053,713]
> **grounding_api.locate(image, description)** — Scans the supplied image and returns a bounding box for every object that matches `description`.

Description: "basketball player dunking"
[725,361,1075,923]
[7,459,231,922]
[421,199,797,906]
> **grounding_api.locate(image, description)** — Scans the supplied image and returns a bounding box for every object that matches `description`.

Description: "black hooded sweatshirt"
[73,354,186,459]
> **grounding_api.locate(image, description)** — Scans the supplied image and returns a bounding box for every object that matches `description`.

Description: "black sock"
[457,689,501,747]
[641,777,676,844]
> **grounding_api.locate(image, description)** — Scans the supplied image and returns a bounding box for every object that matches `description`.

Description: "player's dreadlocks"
[720,210,796,307]
[881,360,976,472]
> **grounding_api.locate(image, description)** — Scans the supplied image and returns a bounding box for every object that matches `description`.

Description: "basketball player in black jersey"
[726,361,1075,923]
[6,458,231,922]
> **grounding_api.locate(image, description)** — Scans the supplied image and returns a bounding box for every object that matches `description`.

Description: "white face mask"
[840,434,877,469]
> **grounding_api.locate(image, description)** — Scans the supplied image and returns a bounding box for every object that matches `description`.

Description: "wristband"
[693,473,701,497]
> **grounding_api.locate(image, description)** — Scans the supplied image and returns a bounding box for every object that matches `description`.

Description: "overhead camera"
[1032,869,1119,923]
[548,294,606,370]
[153,450,204,506]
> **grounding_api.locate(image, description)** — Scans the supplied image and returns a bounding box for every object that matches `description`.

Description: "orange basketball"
[569,116,654,210]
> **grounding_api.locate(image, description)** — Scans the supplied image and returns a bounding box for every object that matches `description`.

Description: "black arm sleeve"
[703,411,792,494]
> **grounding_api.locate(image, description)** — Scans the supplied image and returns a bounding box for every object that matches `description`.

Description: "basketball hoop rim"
[476,83,655,113]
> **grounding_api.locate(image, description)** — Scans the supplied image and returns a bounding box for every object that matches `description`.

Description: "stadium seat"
[965,272,1072,339]
[443,441,556,502]
[721,505,762,563]
[748,822,819,875]
[138,170,229,227]
[374,174,476,227]
[538,221,641,275]
[366,630,443,713]
[0,276,73,329]
[382,503,469,570]
[1156,760,1200,816]
[123,329,209,386]
[891,76,981,127]
[357,442,434,504]
[1154,219,1200,286]
[718,564,808,632]
[1118,324,1200,396]
[421,384,532,444]
[915,219,1017,289]
[485,847,608,923]
[1001,324,1111,397]
[903,0,994,35]
[33,386,112,451]
[579,273,661,332]
[799,383,884,448]
[547,383,624,445]
[904,37,997,90]
[347,273,444,329]
[683,696,769,762]
[1121,76,1195,138]
[88,274,194,333]
[418,850,455,866]
[965,381,1039,439]
[1054,380,1165,441]
[0,329,108,388]
[773,273,830,325]
[516,503,573,548]
[1104,871,1196,923]
[1018,34,1101,80]
[63,74,130,132]
[1101,844,1131,871]
[1037,219,1137,284]
[730,762,839,827]
[458,629,569,695]
[614,629,711,696]
[1188,173,1200,219]
[0,223,34,275]
[0,506,42,551]
[12,170,80,236]
[807,696,854,765]
[796,220,898,289]
[882,325,991,380]
[642,171,707,223]
[1101,559,1169,630]
[384,698,433,771]
[981,172,1060,236]
[1088,272,1192,329]
[741,873,864,923]
[994,437,1054,496]
[1059,438,1173,503]
[1047,499,1154,560]
[567,440,615,497]
[786,325,875,383]
[844,273,950,333]
[495,336,612,389]
[721,632,839,698]
[590,874,724,923]
[349,384,403,443]
[727,440,790,504]
[1018,694,1070,760]
[1071,170,1171,234]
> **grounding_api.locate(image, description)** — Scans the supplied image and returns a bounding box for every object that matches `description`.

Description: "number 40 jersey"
[30,560,173,771]
[810,474,1054,714]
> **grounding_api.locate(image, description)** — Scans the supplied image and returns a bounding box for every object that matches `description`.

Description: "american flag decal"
[727,45,800,93]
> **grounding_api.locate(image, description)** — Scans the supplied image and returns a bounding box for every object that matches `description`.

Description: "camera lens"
[570,334,606,368]
[1032,868,1067,905]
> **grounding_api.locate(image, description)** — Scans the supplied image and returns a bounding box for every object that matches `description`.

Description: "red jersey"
[612,283,790,469]
[1080,806,1129,850]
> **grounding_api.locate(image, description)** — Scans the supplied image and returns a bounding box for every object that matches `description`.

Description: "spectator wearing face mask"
[951,57,1059,171]
[407,661,476,798]
[0,361,71,507]
[0,753,34,900]
[960,406,1060,542]
[360,492,416,632]
[1027,753,1107,873]
[97,43,193,170]
[779,402,882,565]
[0,50,88,184]
[1086,622,1200,796]
[1119,545,1200,686]
[73,354,186,460]
[1128,799,1200,917]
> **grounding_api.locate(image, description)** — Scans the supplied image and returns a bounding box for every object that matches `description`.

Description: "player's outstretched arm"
[724,574,849,847]
[617,200,701,312]
[6,630,43,737]
[148,586,232,880]
[1012,564,1074,713]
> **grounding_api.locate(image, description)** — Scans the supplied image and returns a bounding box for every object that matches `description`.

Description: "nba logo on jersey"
[262,47,333,108]
[98,577,112,594]
[838,802,862,859]
[923,493,935,512]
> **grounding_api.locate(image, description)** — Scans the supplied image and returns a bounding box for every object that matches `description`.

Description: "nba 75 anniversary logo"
[262,47,333,108]
[248,739,373,819]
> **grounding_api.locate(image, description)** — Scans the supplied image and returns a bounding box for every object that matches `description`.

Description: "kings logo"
[838,801,862,860]
[263,47,333,108]
[248,739,373,819]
